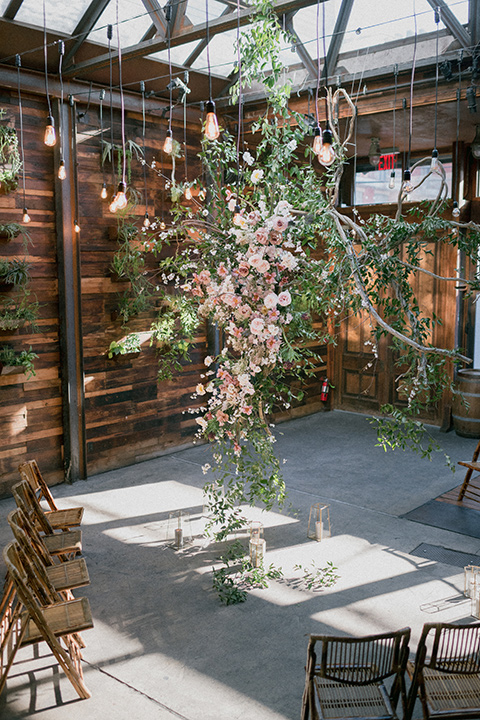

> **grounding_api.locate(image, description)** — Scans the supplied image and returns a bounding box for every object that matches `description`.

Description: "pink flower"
[266,336,279,350]
[228,198,237,211]
[241,405,253,415]
[217,263,228,278]
[247,210,261,225]
[250,317,265,335]
[191,286,204,297]
[233,442,242,456]
[236,304,252,319]
[216,409,229,424]
[272,216,289,232]
[237,261,250,277]
[264,292,278,309]
[278,290,292,306]
[255,228,269,245]
[248,254,263,268]
[264,272,276,284]
[256,259,270,274]
[198,269,211,284]
[270,230,283,245]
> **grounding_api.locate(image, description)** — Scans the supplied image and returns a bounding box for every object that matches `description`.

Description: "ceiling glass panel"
[185,0,228,25]
[190,28,239,77]
[293,0,343,61]
[0,0,12,14]
[14,0,92,35]
[149,39,205,67]
[89,0,152,48]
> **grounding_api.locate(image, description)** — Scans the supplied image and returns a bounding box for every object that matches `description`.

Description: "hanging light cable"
[43,0,56,147]
[431,6,440,171]
[107,24,118,212]
[111,0,128,211]
[318,2,335,167]
[203,0,220,141]
[69,95,81,233]
[183,85,192,200]
[388,64,398,189]
[57,40,66,179]
[15,55,30,224]
[99,89,107,198]
[403,0,417,195]
[313,0,322,155]
[141,81,151,225]
[163,5,174,154]
[232,0,242,223]
[453,54,462,218]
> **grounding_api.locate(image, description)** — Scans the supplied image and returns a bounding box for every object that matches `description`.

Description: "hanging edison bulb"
[101,182,108,199]
[313,126,322,155]
[163,129,173,154]
[22,207,31,223]
[388,171,395,190]
[204,99,220,141]
[112,181,128,210]
[185,186,192,200]
[317,128,336,167]
[143,212,150,228]
[160,220,166,230]
[431,148,439,170]
[74,220,81,233]
[58,160,66,180]
[403,169,414,194]
[233,203,242,224]
[452,200,461,218]
[368,137,381,167]
[44,115,56,147]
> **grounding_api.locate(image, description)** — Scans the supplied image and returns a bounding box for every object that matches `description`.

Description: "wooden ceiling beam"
[63,0,327,77]
[425,0,471,48]
[64,0,112,67]
[3,0,24,20]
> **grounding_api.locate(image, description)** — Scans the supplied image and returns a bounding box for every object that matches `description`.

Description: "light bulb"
[313,126,322,155]
[452,201,461,218]
[233,203,242,224]
[317,128,336,167]
[204,99,220,141]
[143,212,150,228]
[160,220,166,230]
[368,137,381,167]
[113,181,128,210]
[403,169,413,194]
[44,115,56,147]
[185,186,192,200]
[388,171,395,190]
[109,197,118,213]
[22,207,31,223]
[74,221,81,233]
[163,129,173,154]
[431,148,438,170]
[58,160,66,180]
[101,182,108,199]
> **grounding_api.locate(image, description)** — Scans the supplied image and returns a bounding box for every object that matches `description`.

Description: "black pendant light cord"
[433,6,440,153]
[402,97,407,173]
[116,0,126,186]
[99,88,106,187]
[407,0,418,171]
[183,89,188,183]
[15,54,27,211]
[236,0,242,201]
[167,5,173,136]
[206,0,212,101]
[43,0,52,117]
[392,64,398,157]
[322,1,329,127]
[58,40,64,162]
[455,53,462,199]
[315,0,320,127]
[108,24,115,189]
[141,81,149,209]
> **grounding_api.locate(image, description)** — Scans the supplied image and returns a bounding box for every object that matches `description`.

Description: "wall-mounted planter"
[0,223,21,241]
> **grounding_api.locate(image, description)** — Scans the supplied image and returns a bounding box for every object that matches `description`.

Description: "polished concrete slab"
[1,409,479,720]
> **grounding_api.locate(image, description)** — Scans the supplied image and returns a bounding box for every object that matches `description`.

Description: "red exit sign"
[378,154,397,170]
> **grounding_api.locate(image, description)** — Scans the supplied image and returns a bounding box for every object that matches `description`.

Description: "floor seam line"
[83,661,192,720]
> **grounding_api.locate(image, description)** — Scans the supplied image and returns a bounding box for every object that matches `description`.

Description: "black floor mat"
[401,500,480,539]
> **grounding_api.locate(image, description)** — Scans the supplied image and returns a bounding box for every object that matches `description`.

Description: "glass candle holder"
[307,503,331,541]
[167,510,192,549]
[249,521,264,540]
[249,538,266,568]
[464,565,480,597]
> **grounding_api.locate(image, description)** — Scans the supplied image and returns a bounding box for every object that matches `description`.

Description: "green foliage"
[102,139,144,185]
[0,258,30,286]
[0,223,22,240]
[0,295,39,332]
[111,221,156,325]
[0,344,38,378]
[0,113,21,193]
[107,332,142,359]
[294,561,340,591]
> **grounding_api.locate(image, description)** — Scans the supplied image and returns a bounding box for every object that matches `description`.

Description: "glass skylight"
[14,0,92,35]
[88,0,152,48]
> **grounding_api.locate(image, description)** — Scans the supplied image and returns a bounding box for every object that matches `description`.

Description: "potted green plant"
[0,296,40,332]
[0,223,21,241]
[0,344,37,378]
[107,332,142,359]
[0,112,21,194]
[0,258,30,290]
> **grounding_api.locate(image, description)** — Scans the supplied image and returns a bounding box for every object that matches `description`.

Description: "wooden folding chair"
[13,474,83,532]
[407,622,480,720]
[0,572,27,697]
[8,505,82,562]
[3,542,93,700]
[18,460,84,527]
[457,439,480,505]
[301,628,411,720]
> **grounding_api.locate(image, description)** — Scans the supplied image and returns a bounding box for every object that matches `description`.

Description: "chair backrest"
[18,460,57,512]
[419,622,480,675]
[12,480,54,535]
[308,628,411,685]
[8,508,53,568]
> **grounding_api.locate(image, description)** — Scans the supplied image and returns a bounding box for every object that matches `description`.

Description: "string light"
[112,181,128,210]
[143,212,150,227]
[44,115,56,146]
[22,208,31,223]
[99,88,107,199]
[403,169,414,194]
[58,159,66,179]
[313,126,322,155]
[203,0,220,141]
[317,2,336,167]
[185,186,192,200]
[163,128,173,154]
[452,200,460,217]
[43,0,56,147]
[101,182,108,199]
[74,220,81,233]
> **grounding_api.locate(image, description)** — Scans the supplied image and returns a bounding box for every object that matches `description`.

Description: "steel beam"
[54,99,87,482]
[425,0,471,48]
[64,0,328,77]
[470,0,480,46]
[64,0,111,67]
[184,6,233,68]
[284,11,317,79]
[168,0,188,36]
[325,0,354,81]
[3,0,24,20]
[140,0,167,37]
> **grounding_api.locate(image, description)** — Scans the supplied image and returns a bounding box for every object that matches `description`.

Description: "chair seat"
[43,530,82,556]
[41,507,84,530]
[45,558,90,591]
[423,667,480,716]
[314,677,397,719]
[458,461,480,471]
[21,597,93,645]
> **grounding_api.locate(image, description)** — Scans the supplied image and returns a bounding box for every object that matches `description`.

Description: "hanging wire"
[407,0,418,171]
[235,0,242,203]
[141,80,150,220]
[99,88,106,192]
[116,0,126,186]
[70,94,81,229]
[15,54,29,219]
[322,1,328,117]
[167,4,173,136]
[183,86,188,185]
[42,0,53,117]
[108,24,116,190]
[315,0,321,126]
[206,0,212,101]
[402,97,407,171]
[433,6,440,153]
[455,53,462,204]
[58,40,65,164]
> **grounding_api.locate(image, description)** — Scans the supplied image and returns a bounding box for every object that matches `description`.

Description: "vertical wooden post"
[54,98,87,482]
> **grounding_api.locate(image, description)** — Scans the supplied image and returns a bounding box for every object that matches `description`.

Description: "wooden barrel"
[452,369,480,438]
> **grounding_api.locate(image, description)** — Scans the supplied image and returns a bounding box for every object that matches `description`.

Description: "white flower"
[287,139,297,151]
[202,463,211,474]
[204,356,214,366]
[243,151,255,166]
[264,292,278,309]
[251,169,264,184]
[278,290,292,306]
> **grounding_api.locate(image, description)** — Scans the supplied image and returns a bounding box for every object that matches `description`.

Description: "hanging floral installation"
[128,0,480,536]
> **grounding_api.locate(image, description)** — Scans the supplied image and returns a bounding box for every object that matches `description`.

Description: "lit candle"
[175,527,183,549]
[315,521,323,541]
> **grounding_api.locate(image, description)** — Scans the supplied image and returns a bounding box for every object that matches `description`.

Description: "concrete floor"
[1,409,480,719]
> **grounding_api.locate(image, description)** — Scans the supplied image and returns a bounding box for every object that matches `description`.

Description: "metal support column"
[54,98,87,482]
